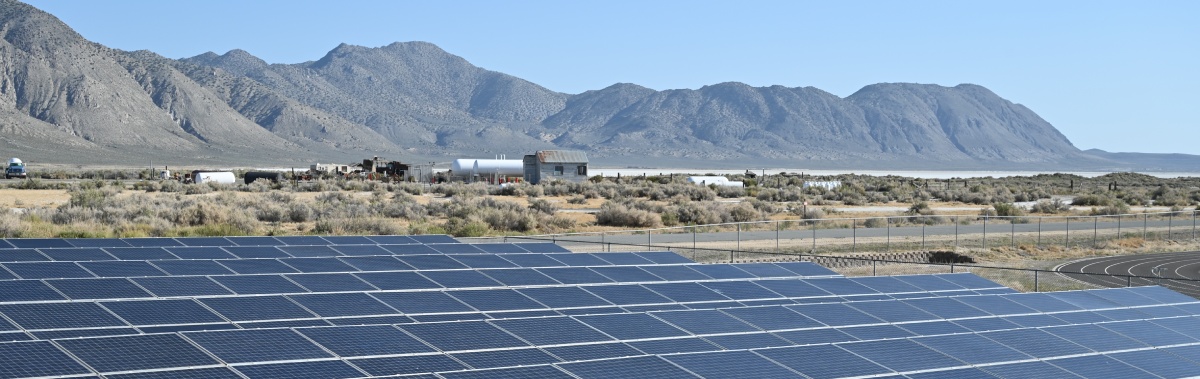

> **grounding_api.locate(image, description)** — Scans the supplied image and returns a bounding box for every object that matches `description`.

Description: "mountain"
[3,0,1195,170]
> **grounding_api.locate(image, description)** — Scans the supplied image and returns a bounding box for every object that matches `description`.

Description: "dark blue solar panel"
[400,321,529,351]
[199,296,316,321]
[950,295,1039,316]
[349,354,466,377]
[590,266,664,282]
[286,273,377,292]
[216,258,299,274]
[899,320,972,336]
[753,279,832,298]
[756,344,893,379]
[1108,349,1200,379]
[894,275,965,291]
[222,246,290,258]
[640,265,711,280]
[1150,317,1200,340]
[837,325,916,340]
[0,302,126,329]
[633,251,694,264]
[148,259,234,275]
[774,261,840,276]
[372,291,476,314]
[439,365,572,379]
[331,244,391,256]
[1088,287,1168,307]
[4,261,94,279]
[643,282,731,302]
[1047,290,1122,309]
[952,317,1023,332]
[296,325,434,357]
[0,280,65,302]
[0,269,22,282]
[409,235,459,244]
[287,293,398,317]
[498,253,564,267]
[849,276,925,293]
[704,332,795,349]
[365,235,421,244]
[545,253,611,266]
[451,348,563,369]
[0,341,93,378]
[913,333,1032,364]
[46,278,152,300]
[665,350,798,379]
[806,277,880,296]
[223,236,283,246]
[233,360,364,379]
[839,339,964,372]
[467,243,528,254]
[355,271,442,290]
[211,274,307,294]
[848,300,938,322]
[449,289,547,311]
[537,267,614,284]
[399,255,468,269]
[236,319,331,329]
[653,309,759,334]
[544,342,642,361]
[185,328,332,363]
[320,235,375,245]
[0,317,13,332]
[121,237,184,247]
[1001,293,1082,312]
[422,270,502,288]
[381,244,440,255]
[514,242,571,253]
[1049,311,1113,324]
[982,361,1087,378]
[1100,320,1199,346]
[585,284,673,305]
[905,368,998,379]
[411,313,489,322]
[338,256,413,271]
[30,328,138,340]
[628,337,720,354]
[78,261,167,277]
[1135,304,1191,318]
[734,263,799,277]
[132,276,232,297]
[7,238,73,249]
[57,334,218,373]
[1093,308,1154,321]
[429,243,486,254]
[175,237,234,247]
[279,245,341,257]
[901,297,991,319]
[104,367,243,379]
[63,238,131,248]
[558,356,699,379]
[1048,354,1156,378]
[576,313,689,340]
[517,286,613,308]
[694,281,775,300]
[102,299,225,326]
[592,252,655,265]
[936,273,1002,288]
[1004,314,1071,328]
[138,324,239,334]
[1128,285,1200,304]
[326,315,414,326]
[279,257,358,273]
[448,254,520,268]
[270,235,331,246]
[720,306,821,330]
[981,328,1091,358]
[491,316,614,345]
[622,304,690,312]
[166,246,235,259]
[0,249,49,262]
[788,303,883,327]
[480,268,561,286]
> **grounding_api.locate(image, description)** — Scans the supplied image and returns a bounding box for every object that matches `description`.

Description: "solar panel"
[132,276,233,297]
[278,257,358,273]
[381,244,440,255]
[643,282,732,302]
[1004,314,1071,328]
[912,333,1032,364]
[270,236,330,246]
[330,244,391,256]
[452,348,563,369]
[279,245,341,258]
[1046,354,1156,378]
[480,268,562,286]
[755,344,893,379]
[544,342,643,361]
[399,255,468,269]
[1109,349,1200,379]
[591,252,655,265]
[517,286,614,308]
[295,325,434,357]
[104,367,244,379]
[138,324,238,334]
[222,246,290,258]
[338,256,412,271]
[166,247,235,259]
[233,360,365,379]
[544,253,611,266]
[0,249,49,262]
[1046,290,1123,309]
[7,238,74,249]
[584,284,673,305]
[652,309,759,334]
[1000,292,1082,312]
[702,332,795,349]
[211,274,307,295]
[216,258,300,274]
[951,317,1024,332]
[449,289,547,311]
[355,271,442,290]
[514,243,571,253]
[773,261,840,277]
[120,237,184,247]
[400,321,530,351]
[590,266,664,282]
[898,320,971,336]
[557,355,699,379]
[847,300,938,323]
[236,319,330,329]
[175,237,234,247]
[421,270,503,288]
[489,316,613,345]
[718,306,819,331]
[640,265,711,281]
[319,236,375,245]
[408,235,459,244]
[1149,316,1200,340]
[981,360,1089,378]
[537,267,614,284]
[806,277,881,296]
[62,238,131,248]
[733,263,799,277]
[371,291,475,314]
[287,293,398,317]
[429,243,486,255]
[979,328,1092,358]
[839,339,966,372]
[1127,285,1200,304]
[467,243,528,254]
[952,295,1039,316]
[498,253,564,267]
[439,365,573,379]
[78,261,167,277]
[904,367,999,379]
[0,341,94,378]
[626,337,720,354]
[836,325,916,340]
[349,354,467,377]
[184,328,333,363]
[447,254,519,268]
[286,273,377,292]
[901,297,991,319]
[0,280,66,302]
[56,334,219,373]
[753,279,831,298]
[788,303,882,327]
[101,299,225,326]
[4,261,95,279]
[31,328,138,340]
[664,350,798,379]
[326,315,414,326]
[1088,287,1169,307]
[575,313,690,340]
[148,259,235,275]
[632,252,695,264]
[1,267,23,280]
[199,296,316,321]
[0,302,127,329]
[893,275,965,291]
[223,236,284,246]
[1098,320,1199,346]
[364,235,420,244]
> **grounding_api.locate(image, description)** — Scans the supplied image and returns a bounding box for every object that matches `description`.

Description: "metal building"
[523,150,589,184]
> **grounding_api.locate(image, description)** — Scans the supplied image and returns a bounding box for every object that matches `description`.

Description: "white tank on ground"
[687,176,743,187]
[450,159,523,177]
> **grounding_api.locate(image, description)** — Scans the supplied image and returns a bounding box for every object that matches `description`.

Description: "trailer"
[192,171,236,184]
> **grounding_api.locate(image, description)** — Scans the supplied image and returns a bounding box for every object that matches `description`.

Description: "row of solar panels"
[0,285,1196,379]
[0,235,461,249]
[0,242,573,263]
[0,272,1012,339]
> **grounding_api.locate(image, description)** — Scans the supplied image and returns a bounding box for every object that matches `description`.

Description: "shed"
[523,150,589,184]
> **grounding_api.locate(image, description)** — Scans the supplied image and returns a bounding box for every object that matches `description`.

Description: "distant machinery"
[523,150,589,184]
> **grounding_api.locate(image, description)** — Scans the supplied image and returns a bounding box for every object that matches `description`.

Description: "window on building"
[554,166,564,175]
[577,166,587,176]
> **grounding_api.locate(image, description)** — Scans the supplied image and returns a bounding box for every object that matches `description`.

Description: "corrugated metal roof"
[536,150,589,163]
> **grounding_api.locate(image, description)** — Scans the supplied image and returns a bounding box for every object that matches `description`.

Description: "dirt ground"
[0,189,71,208]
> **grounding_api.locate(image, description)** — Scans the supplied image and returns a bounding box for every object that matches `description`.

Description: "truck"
[5,158,26,179]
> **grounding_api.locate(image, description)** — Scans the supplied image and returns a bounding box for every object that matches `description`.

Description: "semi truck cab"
[6,158,26,179]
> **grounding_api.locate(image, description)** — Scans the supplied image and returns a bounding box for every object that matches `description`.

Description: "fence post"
[1037,217,1042,247]
[852,219,857,253]
[1093,217,1098,248]
[954,216,959,250]
[872,259,877,276]
[1127,275,1131,287]
[1143,213,1148,240]
[983,216,988,250]
[922,224,926,251]
[1011,221,1015,248]
[812,220,817,252]
[693,227,697,251]
[1117,214,1122,240]
[886,217,891,253]
[776,222,780,251]
[1193,210,1197,240]
[648,229,652,250]
[1034,271,1039,292]
[1065,216,1070,248]
[1168,212,1173,241]
[737,223,741,251]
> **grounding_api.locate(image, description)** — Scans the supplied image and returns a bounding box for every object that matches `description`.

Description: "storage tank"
[192,171,236,184]
[450,159,523,177]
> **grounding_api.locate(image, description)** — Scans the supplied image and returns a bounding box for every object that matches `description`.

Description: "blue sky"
[24,0,1199,155]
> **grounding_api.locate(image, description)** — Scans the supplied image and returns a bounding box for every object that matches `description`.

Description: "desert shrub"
[567,196,587,204]
[0,212,28,237]
[595,202,661,228]
[794,207,826,221]
[671,202,723,225]
[1030,199,1070,214]
[315,217,401,235]
[992,203,1025,217]
[715,185,746,198]
[442,217,491,237]
[1090,203,1131,216]
[541,215,577,231]
[907,201,934,216]
[1073,194,1116,206]
[863,217,888,228]
[527,198,558,215]
[722,203,763,223]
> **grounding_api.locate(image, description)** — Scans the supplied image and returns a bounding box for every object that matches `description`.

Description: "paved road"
[1056,251,1200,298]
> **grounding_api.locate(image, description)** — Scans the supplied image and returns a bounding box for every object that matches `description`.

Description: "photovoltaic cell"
[45,278,152,300]
[372,291,476,314]
[105,367,244,379]
[591,252,655,265]
[590,266,664,282]
[139,324,238,334]
[278,257,358,273]
[584,284,673,305]
[355,271,442,290]
[544,253,611,266]
[644,282,731,303]
[558,356,699,379]
[452,348,563,369]
[166,247,235,259]
[753,279,831,298]
[381,244,440,255]
[57,334,219,373]
[0,249,49,262]
[898,321,971,336]
[641,265,711,281]
[901,297,991,319]
[0,280,66,302]
[1046,354,1155,378]
[409,235,459,244]
[217,259,300,274]
[224,236,283,246]
[175,237,234,247]
[839,339,965,372]
[0,302,127,329]
[149,260,234,275]
[102,299,225,326]
[439,365,573,379]
[31,328,138,340]
[719,306,821,331]
[319,235,375,245]
[237,319,331,329]
[1098,320,1199,346]
[498,253,563,267]
[806,278,880,296]
[349,354,467,377]
[1107,349,1200,379]
[270,235,330,246]
[1004,314,1071,328]
[517,286,613,308]
[905,368,998,379]
[446,254,519,268]
[773,261,840,277]
[211,274,307,295]
[4,261,95,279]
[331,244,391,256]
[449,288,547,311]
[512,243,570,253]
[788,303,883,327]
[664,350,798,379]
[121,238,183,247]
[287,292,398,317]
[633,252,694,264]
[893,275,965,291]
[544,342,642,361]
[222,246,290,259]
[734,263,799,278]
[0,341,93,378]
[847,300,938,323]
[132,276,232,297]
[326,315,414,326]
[537,267,614,284]
[490,316,614,345]
[626,337,720,354]
[913,333,1032,364]
[703,332,795,349]
[952,295,1039,316]
[480,268,561,286]
[1150,316,1200,340]
[233,360,364,379]
[185,328,333,363]
[279,245,341,258]
[399,255,468,270]
[7,238,74,249]
[1128,285,1200,304]
[199,296,316,321]
[429,243,486,255]
[78,261,167,277]
[1046,290,1122,309]
[980,328,1091,358]
[952,317,1024,332]
[296,325,434,357]
[364,235,420,244]
[337,256,413,271]
[400,321,530,351]
[653,309,759,334]
[286,273,377,292]
[468,243,529,254]
[755,344,893,379]
[576,313,690,340]
[421,270,503,288]
[836,325,916,340]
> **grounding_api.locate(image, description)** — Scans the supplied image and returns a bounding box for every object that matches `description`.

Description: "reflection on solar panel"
[6,234,1200,379]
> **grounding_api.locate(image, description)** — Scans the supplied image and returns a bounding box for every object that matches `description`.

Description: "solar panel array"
[3,236,1200,378]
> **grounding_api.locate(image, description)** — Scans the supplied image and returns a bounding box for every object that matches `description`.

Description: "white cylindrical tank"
[687,176,730,185]
[451,159,523,177]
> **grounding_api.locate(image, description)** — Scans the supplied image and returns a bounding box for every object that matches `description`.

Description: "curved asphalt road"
[1057,251,1200,298]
